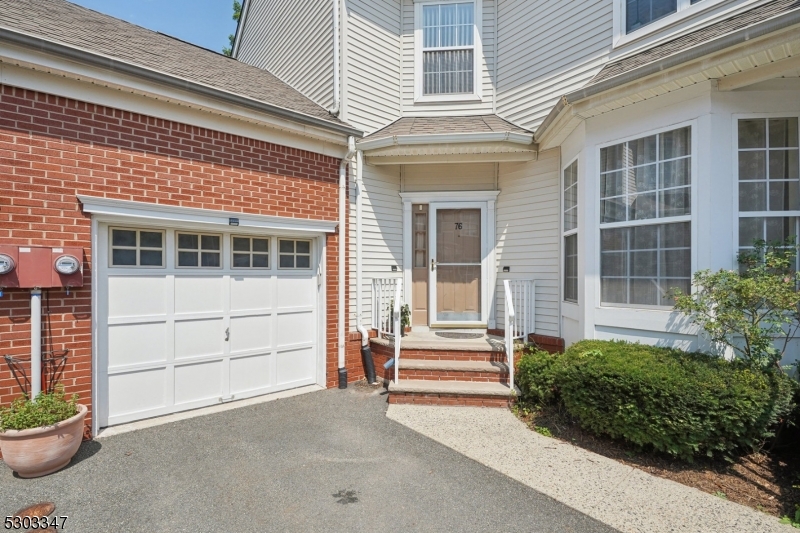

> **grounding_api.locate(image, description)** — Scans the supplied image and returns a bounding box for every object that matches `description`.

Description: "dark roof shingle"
[0,0,352,130]
[362,115,531,142]
[589,0,800,86]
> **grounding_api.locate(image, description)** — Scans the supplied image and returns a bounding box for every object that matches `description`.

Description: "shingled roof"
[0,0,358,135]
[589,0,800,86]
[362,115,531,143]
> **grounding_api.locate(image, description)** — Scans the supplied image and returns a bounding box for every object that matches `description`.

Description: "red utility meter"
[0,246,84,290]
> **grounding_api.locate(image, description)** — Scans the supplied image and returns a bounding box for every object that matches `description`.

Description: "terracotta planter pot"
[0,404,87,478]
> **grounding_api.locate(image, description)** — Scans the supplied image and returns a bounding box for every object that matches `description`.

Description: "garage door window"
[110,228,164,267]
[232,236,270,268]
[279,239,311,269]
[177,233,221,268]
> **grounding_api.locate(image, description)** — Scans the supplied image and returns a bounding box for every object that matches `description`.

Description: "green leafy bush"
[0,387,79,431]
[556,340,796,460]
[515,347,560,405]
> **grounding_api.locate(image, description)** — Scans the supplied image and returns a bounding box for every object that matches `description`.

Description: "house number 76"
[454,222,463,230]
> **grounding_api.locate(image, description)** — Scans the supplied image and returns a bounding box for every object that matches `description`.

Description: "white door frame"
[400,191,499,329]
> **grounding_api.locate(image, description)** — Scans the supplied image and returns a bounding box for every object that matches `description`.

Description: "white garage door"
[96,224,322,427]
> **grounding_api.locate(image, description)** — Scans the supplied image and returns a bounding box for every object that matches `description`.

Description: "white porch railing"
[503,279,536,388]
[372,278,403,383]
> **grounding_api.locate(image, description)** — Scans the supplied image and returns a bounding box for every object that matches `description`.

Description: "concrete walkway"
[387,404,789,533]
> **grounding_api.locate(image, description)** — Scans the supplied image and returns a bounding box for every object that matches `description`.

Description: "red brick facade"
[0,84,365,432]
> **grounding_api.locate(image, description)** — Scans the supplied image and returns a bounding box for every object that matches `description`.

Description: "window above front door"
[414,0,483,103]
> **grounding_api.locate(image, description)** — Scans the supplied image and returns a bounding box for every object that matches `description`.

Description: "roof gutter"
[357,131,535,151]
[329,0,341,115]
[0,27,363,138]
[230,0,251,59]
[534,7,800,142]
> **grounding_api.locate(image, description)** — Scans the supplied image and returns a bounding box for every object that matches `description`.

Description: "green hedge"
[515,347,559,406]
[515,340,796,460]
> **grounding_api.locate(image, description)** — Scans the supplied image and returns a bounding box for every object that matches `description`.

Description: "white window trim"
[562,157,579,305]
[612,0,753,50]
[733,112,800,268]
[595,120,698,311]
[414,0,483,104]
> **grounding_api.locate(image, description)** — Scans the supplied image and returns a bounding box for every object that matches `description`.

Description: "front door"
[429,206,483,325]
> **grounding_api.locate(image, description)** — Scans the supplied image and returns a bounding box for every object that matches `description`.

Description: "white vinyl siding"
[349,164,403,330]
[401,0,495,115]
[495,149,561,337]
[343,0,402,133]
[403,162,496,191]
[236,0,335,110]
[496,0,613,130]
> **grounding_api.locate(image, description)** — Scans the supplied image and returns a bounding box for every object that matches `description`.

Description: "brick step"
[370,339,505,363]
[398,359,509,384]
[387,380,517,408]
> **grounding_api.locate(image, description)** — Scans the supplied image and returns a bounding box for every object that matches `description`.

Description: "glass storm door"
[429,206,483,324]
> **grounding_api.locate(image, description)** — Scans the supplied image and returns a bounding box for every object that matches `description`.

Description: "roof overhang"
[535,9,800,150]
[358,131,537,165]
[0,26,362,142]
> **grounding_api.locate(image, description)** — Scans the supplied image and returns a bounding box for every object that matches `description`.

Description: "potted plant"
[0,386,87,478]
[401,304,411,335]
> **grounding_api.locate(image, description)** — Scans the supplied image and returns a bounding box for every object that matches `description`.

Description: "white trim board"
[399,190,500,202]
[78,195,338,235]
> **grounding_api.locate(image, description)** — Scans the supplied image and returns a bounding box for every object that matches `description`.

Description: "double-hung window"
[738,117,800,266]
[563,160,579,303]
[417,1,479,99]
[624,0,707,34]
[599,126,692,307]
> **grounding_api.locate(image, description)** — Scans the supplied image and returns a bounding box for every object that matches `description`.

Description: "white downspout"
[329,0,341,115]
[338,136,357,387]
[30,289,42,400]
[355,150,369,348]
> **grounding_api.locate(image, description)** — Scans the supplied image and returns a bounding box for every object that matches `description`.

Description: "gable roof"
[0,0,360,137]
[588,0,800,87]
[361,115,531,142]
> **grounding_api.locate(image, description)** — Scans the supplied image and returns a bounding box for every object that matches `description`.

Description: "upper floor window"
[415,1,481,102]
[624,0,707,34]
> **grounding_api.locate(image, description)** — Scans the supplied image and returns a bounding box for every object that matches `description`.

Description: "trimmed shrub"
[556,340,796,460]
[515,347,560,405]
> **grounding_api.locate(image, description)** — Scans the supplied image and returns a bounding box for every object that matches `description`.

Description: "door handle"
[225,327,230,341]
[431,258,436,271]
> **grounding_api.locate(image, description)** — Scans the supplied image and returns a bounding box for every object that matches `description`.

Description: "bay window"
[599,126,692,307]
[738,117,800,265]
[564,160,578,303]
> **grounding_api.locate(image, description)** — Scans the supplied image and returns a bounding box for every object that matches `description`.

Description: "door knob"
[225,327,230,341]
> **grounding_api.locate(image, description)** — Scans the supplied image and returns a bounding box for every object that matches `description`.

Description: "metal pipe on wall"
[30,288,42,400]
[338,137,356,388]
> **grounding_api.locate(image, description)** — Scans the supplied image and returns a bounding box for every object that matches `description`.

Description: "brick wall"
[0,84,362,432]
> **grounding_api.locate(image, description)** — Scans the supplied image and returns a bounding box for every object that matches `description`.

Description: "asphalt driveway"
[0,386,617,532]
